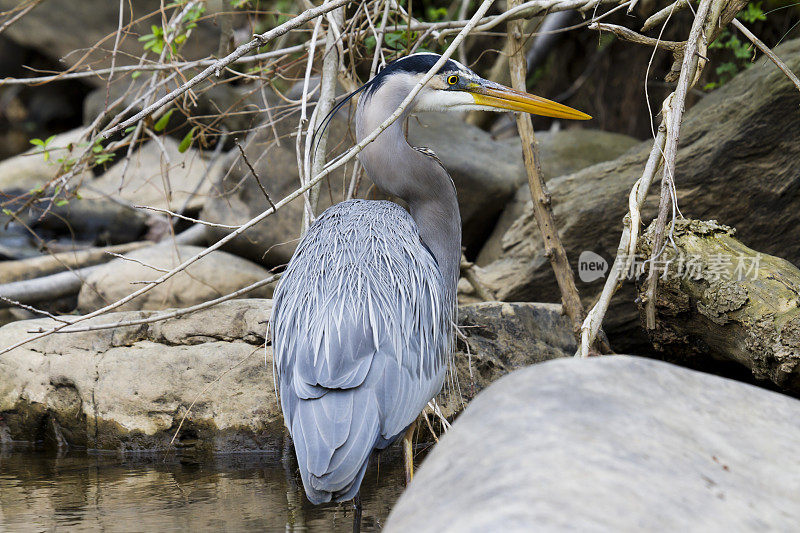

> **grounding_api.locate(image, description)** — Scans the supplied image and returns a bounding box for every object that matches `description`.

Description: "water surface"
[0,444,408,532]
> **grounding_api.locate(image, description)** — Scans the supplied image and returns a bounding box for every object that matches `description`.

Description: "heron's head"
[362,52,591,120]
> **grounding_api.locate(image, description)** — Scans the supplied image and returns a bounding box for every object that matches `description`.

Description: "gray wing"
[271,199,452,503]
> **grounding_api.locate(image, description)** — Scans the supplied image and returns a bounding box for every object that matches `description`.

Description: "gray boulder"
[387,356,800,532]
[448,302,575,408]
[202,110,530,265]
[0,300,573,452]
[479,128,639,265]
[82,138,225,212]
[76,244,274,312]
[0,299,278,453]
[200,104,352,265]
[476,38,800,351]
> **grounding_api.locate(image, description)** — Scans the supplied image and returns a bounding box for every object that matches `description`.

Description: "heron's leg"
[352,492,362,533]
[403,418,418,485]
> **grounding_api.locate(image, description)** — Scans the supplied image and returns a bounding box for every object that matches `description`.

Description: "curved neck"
[355,87,461,292]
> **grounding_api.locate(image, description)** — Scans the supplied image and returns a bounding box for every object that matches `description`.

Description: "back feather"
[272,199,452,503]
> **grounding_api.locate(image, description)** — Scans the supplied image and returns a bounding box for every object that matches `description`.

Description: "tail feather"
[290,387,380,504]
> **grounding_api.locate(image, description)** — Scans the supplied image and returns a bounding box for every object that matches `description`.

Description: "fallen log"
[636,219,800,393]
[0,225,207,309]
[0,242,147,284]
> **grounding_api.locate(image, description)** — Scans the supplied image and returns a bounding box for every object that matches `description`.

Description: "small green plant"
[704,1,766,90]
[56,156,76,172]
[138,3,205,57]
[29,135,56,161]
[139,25,167,54]
[92,139,115,166]
[425,6,448,21]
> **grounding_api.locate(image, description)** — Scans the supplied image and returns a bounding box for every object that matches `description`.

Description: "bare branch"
[643,0,715,331]
[28,274,278,335]
[641,0,688,32]
[589,22,685,53]
[101,0,352,139]
[732,18,800,95]
[508,0,589,343]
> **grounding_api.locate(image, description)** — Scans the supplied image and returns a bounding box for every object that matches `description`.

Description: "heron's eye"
[447,75,459,86]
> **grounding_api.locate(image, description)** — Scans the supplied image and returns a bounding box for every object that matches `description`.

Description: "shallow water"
[0,444,408,532]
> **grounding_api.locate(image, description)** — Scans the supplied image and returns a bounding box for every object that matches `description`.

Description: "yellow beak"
[470,84,591,120]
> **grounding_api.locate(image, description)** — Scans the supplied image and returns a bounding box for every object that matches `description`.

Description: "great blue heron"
[271,52,589,506]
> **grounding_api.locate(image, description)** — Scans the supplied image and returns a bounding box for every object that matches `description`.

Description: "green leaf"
[178,126,198,153]
[131,71,141,79]
[154,109,174,132]
[29,138,45,147]
[738,1,766,23]
[55,199,69,207]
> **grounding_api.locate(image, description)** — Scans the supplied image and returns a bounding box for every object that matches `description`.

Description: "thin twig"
[105,251,170,273]
[0,296,69,323]
[641,0,689,32]
[235,140,276,210]
[104,0,126,113]
[0,0,42,36]
[589,22,685,52]
[578,128,666,357]
[134,205,242,229]
[0,41,320,86]
[460,256,495,301]
[732,18,800,95]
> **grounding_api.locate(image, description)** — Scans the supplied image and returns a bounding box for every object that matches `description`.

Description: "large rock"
[477,38,800,351]
[201,104,352,265]
[81,138,225,212]
[387,356,800,532]
[202,108,530,265]
[0,300,573,452]
[0,299,278,453]
[478,128,639,265]
[448,301,575,408]
[76,244,274,313]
